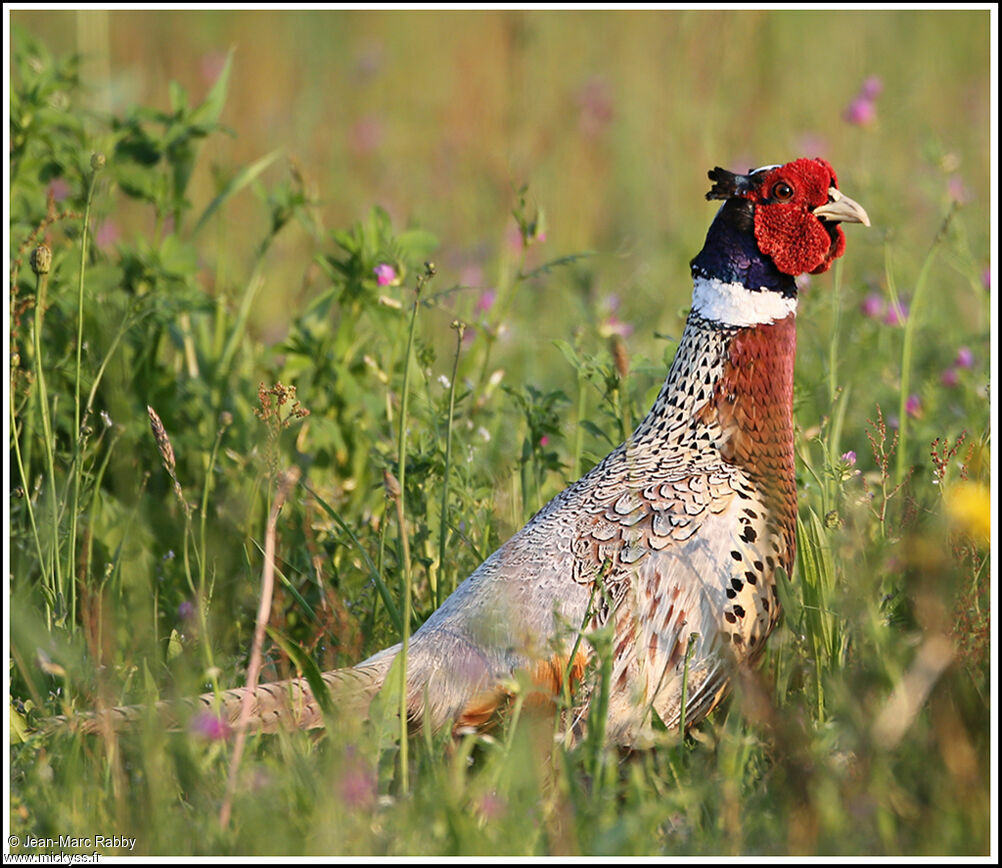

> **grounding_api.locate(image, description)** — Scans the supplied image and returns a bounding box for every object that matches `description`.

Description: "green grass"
[7,12,992,857]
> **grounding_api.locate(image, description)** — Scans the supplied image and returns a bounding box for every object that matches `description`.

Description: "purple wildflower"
[954,346,974,369]
[476,289,497,314]
[478,791,507,822]
[373,263,397,286]
[339,759,377,810]
[947,175,970,204]
[844,97,876,126]
[599,314,634,338]
[47,178,71,202]
[190,711,230,741]
[860,293,885,319]
[905,394,922,418]
[940,368,959,388]
[95,220,120,250]
[841,451,857,466]
[177,600,195,621]
[860,75,883,100]
[883,299,908,327]
[843,75,882,127]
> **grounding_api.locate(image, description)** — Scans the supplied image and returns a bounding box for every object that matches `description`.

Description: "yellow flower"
[944,480,991,544]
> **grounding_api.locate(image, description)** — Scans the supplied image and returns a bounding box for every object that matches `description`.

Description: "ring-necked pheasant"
[58,157,868,745]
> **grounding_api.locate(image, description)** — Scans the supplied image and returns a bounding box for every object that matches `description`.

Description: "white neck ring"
[690,275,797,327]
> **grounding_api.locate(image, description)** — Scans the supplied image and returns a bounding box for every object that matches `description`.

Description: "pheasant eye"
[771,181,794,201]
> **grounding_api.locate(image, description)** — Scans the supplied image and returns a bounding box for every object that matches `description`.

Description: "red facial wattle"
[750,158,849,276]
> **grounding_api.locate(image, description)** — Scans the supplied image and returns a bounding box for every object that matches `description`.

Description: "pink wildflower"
[476,289,497,314]
[860,75,883,100]
[947,175,970,204]
[478,791,507,822]
[47,177,71,202]
[373,263,397,286]
[940,368,959,388]
[190,711,230,741]
[954,346,974,369]
[599,315,634,339]
[94,220,120,250]
[339,758,377,810]
[883,299,908,327]
[860,293,885,319]
[844,97,876,126]
[843,75,882,127]
[905,394,922,418]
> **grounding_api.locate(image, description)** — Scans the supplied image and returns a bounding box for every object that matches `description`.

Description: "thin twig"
[219,465,301,830]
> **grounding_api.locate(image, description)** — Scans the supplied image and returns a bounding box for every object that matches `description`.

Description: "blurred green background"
[10,8,991,355]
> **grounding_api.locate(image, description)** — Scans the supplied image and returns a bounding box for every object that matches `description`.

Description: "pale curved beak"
[813,187,871,227]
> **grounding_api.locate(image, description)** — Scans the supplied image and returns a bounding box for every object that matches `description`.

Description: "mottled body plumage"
[57,158,868,744]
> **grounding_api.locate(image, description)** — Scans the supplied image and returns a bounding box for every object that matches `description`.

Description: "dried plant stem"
[220,465,301,830]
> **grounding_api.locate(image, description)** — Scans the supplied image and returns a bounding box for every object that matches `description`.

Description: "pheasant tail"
[59,658,394,736]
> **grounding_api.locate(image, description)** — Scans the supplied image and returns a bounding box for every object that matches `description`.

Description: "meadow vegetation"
[8,11,992,856]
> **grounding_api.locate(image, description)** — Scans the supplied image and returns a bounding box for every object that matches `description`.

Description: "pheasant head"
[702,157,870,278]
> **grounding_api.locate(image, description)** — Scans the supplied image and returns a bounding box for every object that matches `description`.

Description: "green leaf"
[191,147,283,237]
[191,48,234,128]
[773,564,802,633]
[367,652,404,752]
[553,338,583,372]
[158,234,199,278]
[10,704,31,743]
[113,160,163,203]
[168,80,188,114]
[395,228,439,259]
[266,627,335,722]
[579,419,616,448]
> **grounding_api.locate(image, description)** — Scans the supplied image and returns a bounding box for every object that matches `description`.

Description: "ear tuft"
[705,167,740,201]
